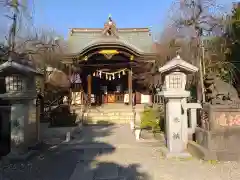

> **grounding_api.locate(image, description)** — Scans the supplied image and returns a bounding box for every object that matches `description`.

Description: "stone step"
[88,109,133,113]
[75,112,134,124]
[87,112,134,116]
[87,113,134,120]
[84,118,132,124]
[72,107,134,114]
[87,114,134,118]
[72,104,135,124]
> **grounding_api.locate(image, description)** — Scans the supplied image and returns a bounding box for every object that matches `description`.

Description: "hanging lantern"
[122,69,125,75]
[106,74,108,80]
[118,73,121,78]
[109,75,112,80]
[99,71,102,78]
[93,72,96,76]
[112,74,115,80]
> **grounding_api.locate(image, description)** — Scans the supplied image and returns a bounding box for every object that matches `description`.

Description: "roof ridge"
[70,28,150,34]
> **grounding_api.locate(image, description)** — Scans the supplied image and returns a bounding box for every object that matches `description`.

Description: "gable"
[68,28,154,54]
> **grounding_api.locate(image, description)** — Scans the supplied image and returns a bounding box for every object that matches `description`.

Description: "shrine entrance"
[91,68,129,104]
[72,48,135,106]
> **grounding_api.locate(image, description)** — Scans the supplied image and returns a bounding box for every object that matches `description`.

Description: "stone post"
[166,98,184,152]
[187,104,201,135]
[161,91,190,155]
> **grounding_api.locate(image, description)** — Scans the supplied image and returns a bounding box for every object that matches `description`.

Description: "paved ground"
[1,124,240,180]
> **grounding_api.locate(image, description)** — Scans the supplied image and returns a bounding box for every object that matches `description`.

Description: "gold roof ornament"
[83,56,88,61]
[130,55,134,61]
[99,50,119,60]
[99,50,119,55]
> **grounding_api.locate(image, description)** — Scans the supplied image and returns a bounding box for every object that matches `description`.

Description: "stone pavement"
[1,124,240,180]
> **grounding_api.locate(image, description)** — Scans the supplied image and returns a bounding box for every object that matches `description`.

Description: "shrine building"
[63,16,157,106]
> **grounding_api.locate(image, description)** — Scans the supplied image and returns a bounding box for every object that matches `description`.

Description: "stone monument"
[158,55,199,158]
[188,74,240,161]
[0,59,42,157]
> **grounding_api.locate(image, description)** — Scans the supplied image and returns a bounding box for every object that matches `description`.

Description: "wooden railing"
[77,93,164,105]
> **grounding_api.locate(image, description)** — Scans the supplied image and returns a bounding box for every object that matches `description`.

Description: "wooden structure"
[63,16,157,106]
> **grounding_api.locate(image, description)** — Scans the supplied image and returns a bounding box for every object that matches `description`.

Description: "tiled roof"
[158,55,198,74]
[67,28,154,54]
[0,60,42,75]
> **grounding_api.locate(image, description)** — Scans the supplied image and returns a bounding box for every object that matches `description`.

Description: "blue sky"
[33,0,177,39]
[0,0,235,41]
[33,0,234,39]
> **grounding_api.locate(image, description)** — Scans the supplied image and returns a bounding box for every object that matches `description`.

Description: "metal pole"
[7,1,18,59]
[199,55,205,103]
[201,42,206,76]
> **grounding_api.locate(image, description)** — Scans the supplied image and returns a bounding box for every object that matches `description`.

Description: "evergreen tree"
[226,3,240,85]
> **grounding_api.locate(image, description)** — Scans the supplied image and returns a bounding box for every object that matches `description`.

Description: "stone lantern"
[158,55,199,158]
[0,60,43,157]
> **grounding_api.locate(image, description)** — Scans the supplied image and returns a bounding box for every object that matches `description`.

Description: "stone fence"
[194,104,240,161]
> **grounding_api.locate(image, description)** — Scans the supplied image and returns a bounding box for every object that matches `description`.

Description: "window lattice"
[169,75,182,89]
[5,76,23,92]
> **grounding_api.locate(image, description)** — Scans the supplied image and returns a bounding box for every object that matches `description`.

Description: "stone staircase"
[81,104,135,124]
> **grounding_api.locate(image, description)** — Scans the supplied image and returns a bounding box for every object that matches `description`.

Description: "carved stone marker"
[158,55,198,158]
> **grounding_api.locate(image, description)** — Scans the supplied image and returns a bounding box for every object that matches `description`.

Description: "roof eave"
[0,61,43,76]
[159,64,198,74]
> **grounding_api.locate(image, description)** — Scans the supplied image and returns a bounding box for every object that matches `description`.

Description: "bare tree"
[0,0,35,44]
[157,0,228,102]
[15,28,70,90]
[1,0,70,92]
[16,29,66,68]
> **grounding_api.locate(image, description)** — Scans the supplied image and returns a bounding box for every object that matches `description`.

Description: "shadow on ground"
[0,123,150,180]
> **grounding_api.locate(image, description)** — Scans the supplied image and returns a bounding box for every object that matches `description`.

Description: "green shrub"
[140,106,163,133]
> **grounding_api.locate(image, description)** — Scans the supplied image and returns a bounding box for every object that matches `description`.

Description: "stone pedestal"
[166,99,184,152]
[160,90,191,158]
[10,99,37,153]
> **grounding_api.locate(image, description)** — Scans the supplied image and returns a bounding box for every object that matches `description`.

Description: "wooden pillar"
[87,75,92,105]
[128,69,133,105]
